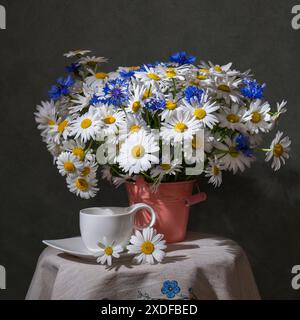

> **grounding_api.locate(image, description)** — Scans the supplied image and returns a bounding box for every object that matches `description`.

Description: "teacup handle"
[127,203,156,230]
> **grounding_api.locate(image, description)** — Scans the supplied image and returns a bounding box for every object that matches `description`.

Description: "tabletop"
[26,232,260,300]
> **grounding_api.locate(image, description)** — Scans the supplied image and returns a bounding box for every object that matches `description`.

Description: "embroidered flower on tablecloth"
[161,280,181,299]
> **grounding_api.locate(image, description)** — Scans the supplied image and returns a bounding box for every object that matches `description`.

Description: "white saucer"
[43,237,133,260]
[43,237,96,259]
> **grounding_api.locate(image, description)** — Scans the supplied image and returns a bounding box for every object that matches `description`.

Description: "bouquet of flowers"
[35,50,291,199]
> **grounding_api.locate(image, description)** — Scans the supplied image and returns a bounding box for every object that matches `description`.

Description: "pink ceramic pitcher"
[126,177,207,243]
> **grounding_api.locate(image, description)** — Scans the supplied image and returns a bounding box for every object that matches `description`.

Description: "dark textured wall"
[0,0,299,299]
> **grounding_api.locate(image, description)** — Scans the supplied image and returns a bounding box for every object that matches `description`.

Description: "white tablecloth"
[26,232,260,300]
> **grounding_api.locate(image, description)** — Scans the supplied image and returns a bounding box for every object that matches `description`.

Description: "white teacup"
[80,203,156,252]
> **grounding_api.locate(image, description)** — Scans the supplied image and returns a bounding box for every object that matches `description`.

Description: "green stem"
[141,172,154,182]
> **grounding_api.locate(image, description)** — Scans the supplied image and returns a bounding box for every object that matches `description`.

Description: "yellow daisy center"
[141,241,154,254]
[104,115,116,125]
[104,246,113,256]
[129,66,139,71]
[197,75,207,80]
[229,147,239,158]
[57,120,68,133]
[199,68,209,73]
[143,88,152,99]
[48,119,56,126]
[72,147,85,161]
[147,73,160,81]
[75,178,89,191]
[95,72,108,79]
[64,161,75,172]
[166,101,177,110]
[189,79,199,86]
[131,145,145,159]
[81,118,92,129]
[194,108,207,120]
[251,111,262,123]
[175,122,188,133]
[213,166,220,176]
[192,137,197,149]
[226,114,240,123]
[218,84,231,92]
[132,101,141,112]
[166,67,176,78]
[81,167,91,177]
[129,124,141,133]
[161,163,171,171]
[273,143,284,157]
[214,65,222,72]
[192,136,202,149]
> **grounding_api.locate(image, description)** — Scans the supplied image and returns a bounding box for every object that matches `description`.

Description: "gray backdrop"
[0,0,299,299]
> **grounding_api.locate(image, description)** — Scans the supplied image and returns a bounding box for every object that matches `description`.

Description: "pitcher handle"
[184,182,207,207]
[127,203,156,230]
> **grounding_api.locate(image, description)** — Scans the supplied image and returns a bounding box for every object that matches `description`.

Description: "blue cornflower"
[169,51,196,65]
[240,79,265,99]
[65,63,80,73]
[119,70,135,79]
[161,280,181,299]
[89,94,104,106]
[185,86,203,103]
[48,75,74,100]
[102,78,129,106]
[145,97,166,111]
[235,134,253,157]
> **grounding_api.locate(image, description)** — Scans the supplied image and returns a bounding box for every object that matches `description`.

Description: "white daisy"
[156,65,185,81]
[272,100,288,121]
[56,151,83,176]
[183,93,219,129]
[150,160,182,182]
[85,69,108,88]
[47,141,63,160]
[98,105,126,137]
[199,61,244,78]
[94,239,123,266]
[79,156,98,178]
[126,81,145,114]
[64,49,91,58]
[63,139,87,161]
[160,93,182,120]
[70,107,101,143]
[118,131,159,175]
[205,157,226,187]
[214,137,253,174]
[49,117,73,144]
[265,131,291,171]
[66,174,99,199]
[161,109,201,143]
[35,100,57,133]
[218,104,246,132]
[127,228,167,264]
[243,100,271,133]
[78,55,108,65]
[119,113,148,140]
[212,76,242,104]
[70,83,94,114]
[135,65,161,87]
